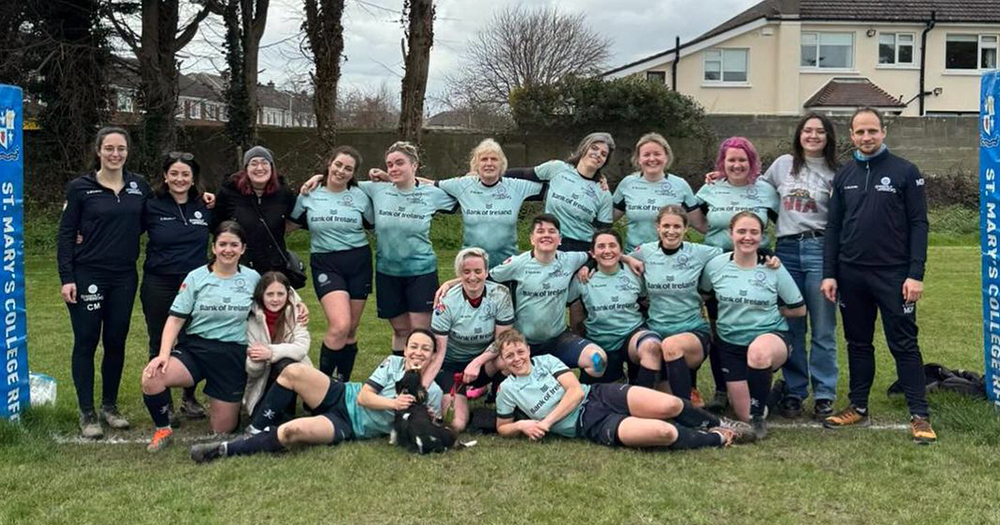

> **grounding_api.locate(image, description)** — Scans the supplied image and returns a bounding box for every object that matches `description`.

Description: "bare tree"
[337,83,399,129]
[5,0,111,184]
[106,1,211,170]
[446,5,611,109]
[397,0,434,145]
[302,0,346,149]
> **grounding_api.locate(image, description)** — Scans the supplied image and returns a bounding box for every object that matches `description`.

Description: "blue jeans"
[775,237,838,400]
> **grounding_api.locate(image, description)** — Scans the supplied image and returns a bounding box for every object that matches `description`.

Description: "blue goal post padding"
[980,72,1000,407]
[0,84,28,421]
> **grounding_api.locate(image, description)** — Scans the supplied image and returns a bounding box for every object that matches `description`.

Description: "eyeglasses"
[168,151,195,161]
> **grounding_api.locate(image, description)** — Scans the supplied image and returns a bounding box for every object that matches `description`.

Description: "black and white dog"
[390,369,456,454]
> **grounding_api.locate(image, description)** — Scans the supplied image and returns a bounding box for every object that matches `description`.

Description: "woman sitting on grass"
[493,330,753,449]
[188,329,444,462]
[698,211,805,440]
[243,271,312,432]
[141,221,261,452]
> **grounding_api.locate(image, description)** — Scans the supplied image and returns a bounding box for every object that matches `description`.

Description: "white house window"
[879,33,914,65]
[190,102,201,120]
[983,35,998,69]
[646,71,666,83]
[946,34,998,70]
[801,32,854,69]
[116,90,134,113]
[704,49,748,82]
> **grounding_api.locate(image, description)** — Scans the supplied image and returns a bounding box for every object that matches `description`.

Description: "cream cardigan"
[242,293,312,415]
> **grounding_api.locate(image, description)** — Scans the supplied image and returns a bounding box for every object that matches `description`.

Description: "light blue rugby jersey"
[534,160,613,243]
[695,179,779,250]
[568,266,645,352]
[359,181,457,276]
[431,281,515,363]
[612,173,698,252]
[291,186,373,253]
[437,176,543,268]
[169,265,261,344]
[631,241,721,337]
[490,250,590,344]
[343,355,444,439]
[496,354,590,438]
[699,253,804,346]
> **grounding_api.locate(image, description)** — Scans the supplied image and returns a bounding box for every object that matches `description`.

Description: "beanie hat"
[242,146,274,168]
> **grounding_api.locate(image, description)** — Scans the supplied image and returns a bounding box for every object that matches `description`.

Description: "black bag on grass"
[887,363,986,400]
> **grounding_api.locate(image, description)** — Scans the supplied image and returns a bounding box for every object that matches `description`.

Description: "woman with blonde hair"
[612,132,703,252]
[436,139,544,268]
[360,142,458,359]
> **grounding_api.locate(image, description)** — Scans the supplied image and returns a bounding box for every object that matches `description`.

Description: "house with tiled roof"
[602,0,1000,116]
[109,61,315,128]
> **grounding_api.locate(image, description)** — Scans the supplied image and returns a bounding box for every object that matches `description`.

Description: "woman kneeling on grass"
[493,330,753,449]
[188,329,444,462]
[142,221,261,451]
[698,211,806,440]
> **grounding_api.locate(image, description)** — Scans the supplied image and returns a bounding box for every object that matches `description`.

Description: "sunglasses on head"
[168,151,195,161]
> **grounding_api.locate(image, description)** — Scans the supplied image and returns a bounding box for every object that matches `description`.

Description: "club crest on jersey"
[234,277,248,293]
[126,180,143,195]
[341,194,354,206]
[875,176,896,193]
[493,185,510,200]
[434,302,446,314]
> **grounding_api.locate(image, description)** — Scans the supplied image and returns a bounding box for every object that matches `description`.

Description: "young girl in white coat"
[244,271,312,430]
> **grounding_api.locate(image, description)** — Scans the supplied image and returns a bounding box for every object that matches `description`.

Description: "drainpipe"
[671,36,680,91]
[919,11,936,116]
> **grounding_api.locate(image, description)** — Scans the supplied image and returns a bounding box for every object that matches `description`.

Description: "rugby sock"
[669,424,724,450]
[672,399,720,429]
[747,367,773,417]
[338,343,359,382]
[708,342,727,393]
[665,358,692,401]
[251,384,296,430]
[225,428,284,457]
[690,367,699,388]
[635,366,658,388]
[182,386,197,402]
[319,343,341,377]
[143,390,172,428]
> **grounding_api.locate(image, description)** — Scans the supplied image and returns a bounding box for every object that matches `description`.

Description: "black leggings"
[141,271,198,401]
[140,272,184,358]
[67,267,138,414]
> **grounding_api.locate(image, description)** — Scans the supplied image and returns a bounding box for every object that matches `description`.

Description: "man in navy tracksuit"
[820,107,936,444]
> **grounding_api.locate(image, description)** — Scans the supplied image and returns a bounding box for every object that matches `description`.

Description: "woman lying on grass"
[188,329,443,462]
[493,330,754,449]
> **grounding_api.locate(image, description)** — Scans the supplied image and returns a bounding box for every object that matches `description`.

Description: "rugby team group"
[56,105,936,463]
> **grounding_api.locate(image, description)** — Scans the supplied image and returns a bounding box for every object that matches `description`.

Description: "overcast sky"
[181,0,759,111]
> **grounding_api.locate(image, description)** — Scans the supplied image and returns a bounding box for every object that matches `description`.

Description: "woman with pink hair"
[693,136,780,412]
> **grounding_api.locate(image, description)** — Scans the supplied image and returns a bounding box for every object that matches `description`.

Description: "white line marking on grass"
[54,434,224,445]
[768,422,909,430]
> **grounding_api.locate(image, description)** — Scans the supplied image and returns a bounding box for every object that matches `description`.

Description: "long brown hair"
[253,271,294,342]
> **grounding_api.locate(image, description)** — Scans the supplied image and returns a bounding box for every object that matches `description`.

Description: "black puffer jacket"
[211,176,296,273]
